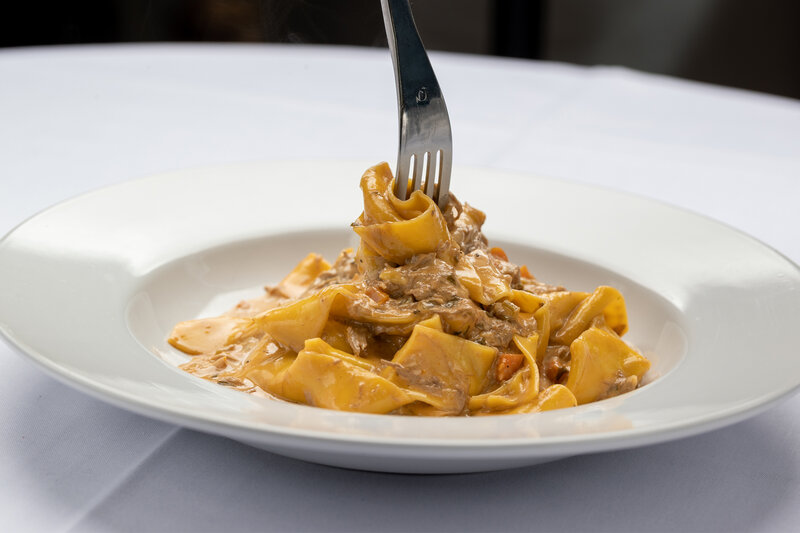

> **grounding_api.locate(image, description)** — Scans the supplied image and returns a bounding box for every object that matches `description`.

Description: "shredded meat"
[302,249,358,295]
[294,195,548,352]
[365,258,536,349]
[345,325,369,356]
[489,253,523,290]
[521,277,564,295]
[442,194,488,254]
[379,253,468,303]
[542,345,570,388]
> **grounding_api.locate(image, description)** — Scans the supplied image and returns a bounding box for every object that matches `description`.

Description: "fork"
[381,0,453,209]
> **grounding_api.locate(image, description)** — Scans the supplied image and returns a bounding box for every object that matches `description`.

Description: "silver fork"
[381,0,453,209]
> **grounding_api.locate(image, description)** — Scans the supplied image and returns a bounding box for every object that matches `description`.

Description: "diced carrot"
[520,265,534,279]
[544,357,567,383]
[489,247,509,262]
[496,353,525,381]
[365,286,389,305]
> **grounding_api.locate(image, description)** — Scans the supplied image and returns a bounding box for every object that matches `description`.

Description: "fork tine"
[423,152,435,197]
[395,156,410,200]
[411,153,424,194]
[436,149,452,208]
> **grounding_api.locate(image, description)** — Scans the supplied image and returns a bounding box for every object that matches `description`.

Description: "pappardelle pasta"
[169,163,651,416]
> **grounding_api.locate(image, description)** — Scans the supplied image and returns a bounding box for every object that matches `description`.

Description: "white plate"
[1,160,798,473]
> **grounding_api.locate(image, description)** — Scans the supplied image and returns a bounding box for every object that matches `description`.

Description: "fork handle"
[381,0,445,198]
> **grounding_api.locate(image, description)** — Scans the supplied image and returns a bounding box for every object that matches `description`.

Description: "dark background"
[2,0,798,99]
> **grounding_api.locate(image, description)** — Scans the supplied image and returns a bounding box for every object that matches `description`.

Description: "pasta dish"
[169,163,651,415]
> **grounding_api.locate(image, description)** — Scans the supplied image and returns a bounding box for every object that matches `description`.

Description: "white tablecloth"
[1,44,798,533]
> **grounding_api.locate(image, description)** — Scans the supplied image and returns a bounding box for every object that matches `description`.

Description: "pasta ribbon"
[280,338,416,414]
[507,385,578,414]
[244,343,297,393]
[272,253,331,299]
[318,320,352,353]
[469,334,540,412]
[416,314,444,330]
[254,285,346,352]
[541,290,590,336]
[510,289,545,313]
[565,326,650,404]
[255,284,418,351]
[352,162,450,264]
[552,286,627,345]
[531,303,551,363]
[355,241,386,274]
[388,323,497,413]
[168,316,255,355]
[455,251,512,305]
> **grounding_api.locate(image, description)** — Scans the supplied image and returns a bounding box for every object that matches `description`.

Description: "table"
[1,44,798,533]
